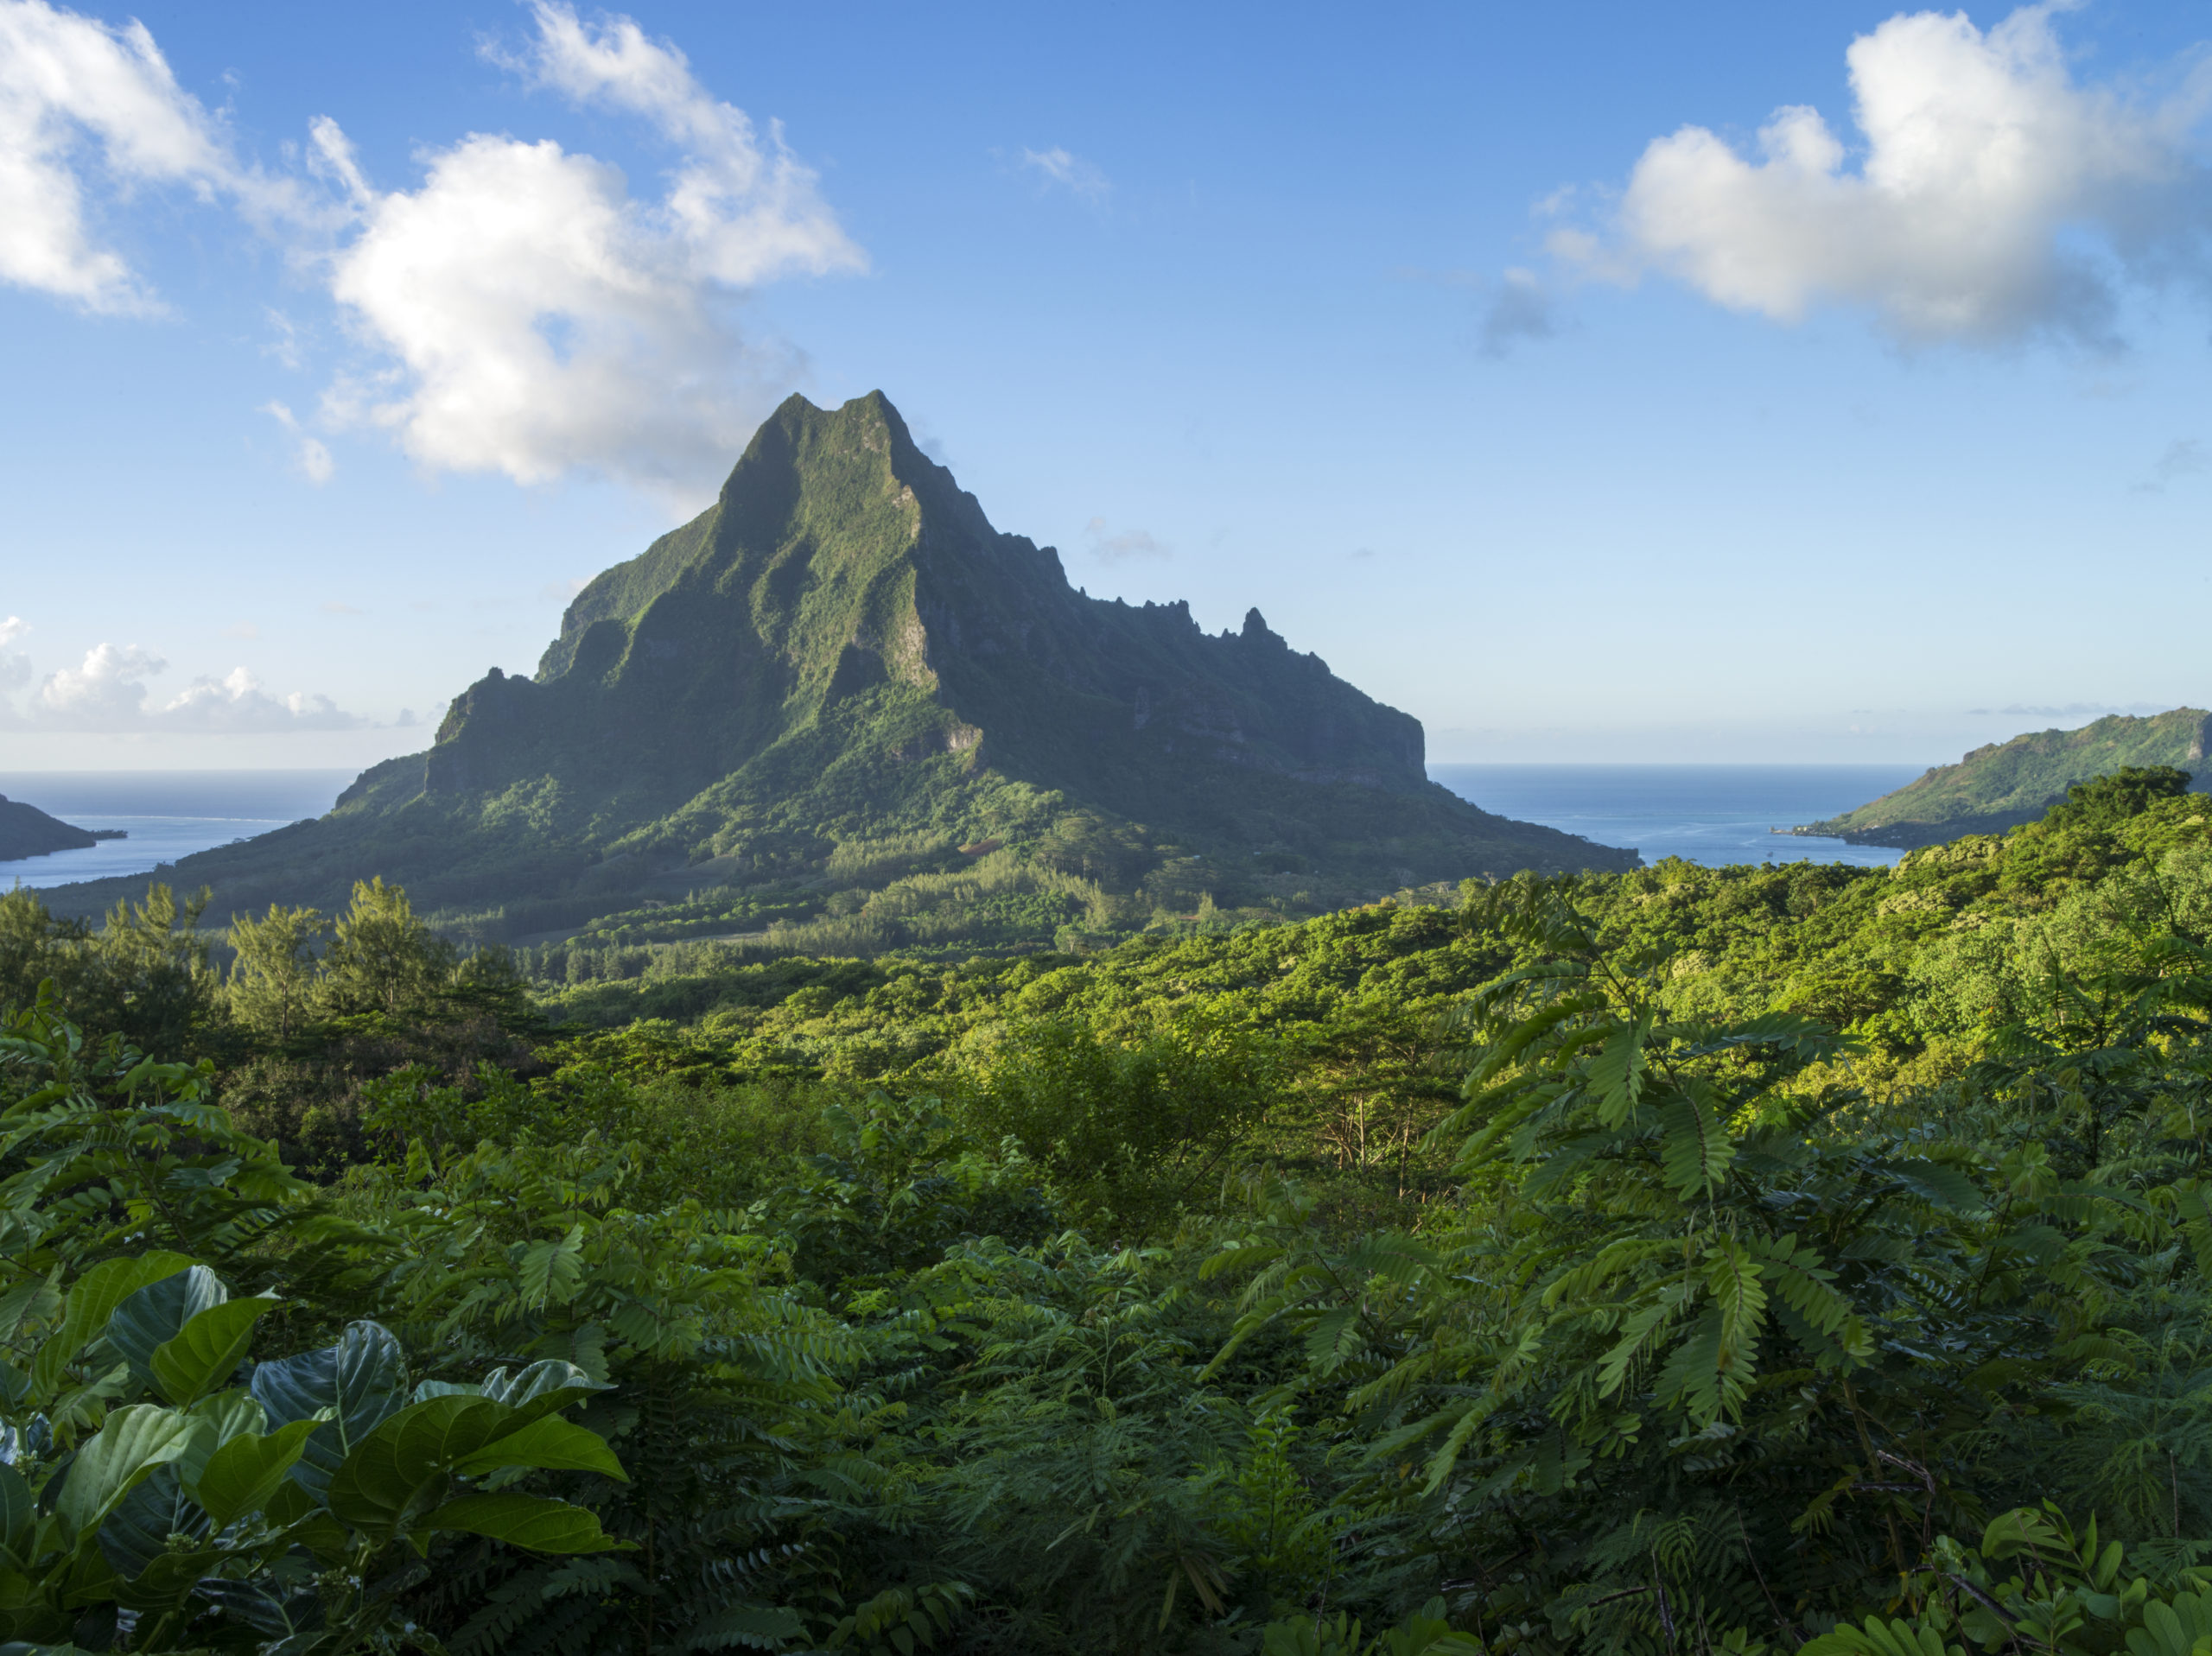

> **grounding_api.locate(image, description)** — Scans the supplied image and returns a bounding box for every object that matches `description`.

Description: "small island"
[0,795,100,862]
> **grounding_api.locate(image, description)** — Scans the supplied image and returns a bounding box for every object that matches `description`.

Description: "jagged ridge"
[44,392,1636,932]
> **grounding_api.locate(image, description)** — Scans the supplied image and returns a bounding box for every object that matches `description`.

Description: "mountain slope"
[46,392,1635,940]
[0,796,96,862]
[1797,707,2212,848]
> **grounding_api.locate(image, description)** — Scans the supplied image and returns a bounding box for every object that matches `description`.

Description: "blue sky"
[1,0,2209,771]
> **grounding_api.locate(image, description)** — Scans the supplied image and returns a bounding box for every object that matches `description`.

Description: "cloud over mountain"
[315,1,863,500]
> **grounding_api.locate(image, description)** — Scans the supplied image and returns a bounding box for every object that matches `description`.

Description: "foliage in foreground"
[6,770,2212,1649]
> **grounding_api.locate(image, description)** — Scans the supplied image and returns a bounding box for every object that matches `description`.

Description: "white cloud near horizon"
[314,0,864,499]
[1020,146,1109,202]
[1554,5,2212,346]
[3,637,365,732]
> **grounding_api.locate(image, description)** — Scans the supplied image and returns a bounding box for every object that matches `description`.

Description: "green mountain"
[1797,707,2212,848]
[0,795,96,863]
[46,392,1634,947]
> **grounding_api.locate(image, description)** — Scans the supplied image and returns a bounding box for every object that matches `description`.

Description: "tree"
[322,875,454,1019]
[227,901,329,1042]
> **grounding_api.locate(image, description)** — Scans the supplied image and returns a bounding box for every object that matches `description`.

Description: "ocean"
[0,771,355,891]
[1429,764,1923,870]
[0,764,1925,891]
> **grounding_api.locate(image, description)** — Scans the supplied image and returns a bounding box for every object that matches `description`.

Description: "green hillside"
[0,794,95,862]
[44,392,1633,946]
[1797,706,2212,847]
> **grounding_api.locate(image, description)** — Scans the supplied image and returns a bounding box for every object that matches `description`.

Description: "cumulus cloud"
[0,1,858,503]
[1020,146,1109,203]
[158,666,360,731]
[1554,5,2212,346]
[0,631,363,732]
[29,640,165,726]
[314,1,862,498]
[2134,438,2211,493]
[1083,517,1168,562]
[0,0,232,311]
[0,0,306,312]
[1478,268,1559,358]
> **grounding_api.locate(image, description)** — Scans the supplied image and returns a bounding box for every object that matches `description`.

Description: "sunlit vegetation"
[10,768,2212,1651]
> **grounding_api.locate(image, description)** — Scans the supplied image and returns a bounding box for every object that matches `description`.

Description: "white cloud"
[30,639,164,726]
[0,0,294,314]
[315,1,863,499]
[159,666,360,731]
[1020,146,1109,203]
[1558,5,2212,346]
[262,399,334,483]
[3,634,361,732]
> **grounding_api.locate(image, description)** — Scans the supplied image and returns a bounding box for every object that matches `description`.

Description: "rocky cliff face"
[390,391,1430,831]
[60,391,1633,926]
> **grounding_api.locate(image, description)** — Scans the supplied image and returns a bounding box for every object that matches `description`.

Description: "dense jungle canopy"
[10,766,2212,1653]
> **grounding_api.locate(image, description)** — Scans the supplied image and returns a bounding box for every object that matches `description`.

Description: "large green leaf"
[195,1577,327,1640]
[448,1412,626,1481]
[326,1394,507,1534]
[480,1359,611,1421]
[150,1298,275,1405]
[249,1320,404,1497]
[29,1252,192,1399]
[106,1266,229,1386]
[56,1405,196,1537]
[194,1418,322,1532]
[0,1463,34,1566]
[327,1391,626,1537]
[97,1462,207,1579]
[418,1493,625,1553]
[178,1390,266,1487]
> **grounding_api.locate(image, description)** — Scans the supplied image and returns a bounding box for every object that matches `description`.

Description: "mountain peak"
[90,395,1637,931]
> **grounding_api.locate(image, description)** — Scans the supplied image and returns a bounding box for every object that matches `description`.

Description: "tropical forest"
[12,756,2212,1654]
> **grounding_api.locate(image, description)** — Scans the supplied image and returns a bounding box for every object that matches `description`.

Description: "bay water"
[1429,764,1923,870]
[0,764,1927,892]
[0,771,353,891]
